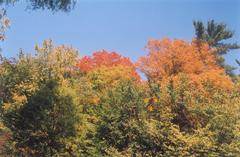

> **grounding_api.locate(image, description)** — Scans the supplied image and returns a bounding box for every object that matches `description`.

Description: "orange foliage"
[137,38,233,90]
[78,50,140,80]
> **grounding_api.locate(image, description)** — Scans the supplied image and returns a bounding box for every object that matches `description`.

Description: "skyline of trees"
[0,2,239,155]
[0,36,240,156]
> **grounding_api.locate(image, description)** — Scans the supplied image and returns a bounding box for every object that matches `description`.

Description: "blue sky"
[1,0,240,70]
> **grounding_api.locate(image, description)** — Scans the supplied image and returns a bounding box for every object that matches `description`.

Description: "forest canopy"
[0,2,239,155]
[0,33,240,156]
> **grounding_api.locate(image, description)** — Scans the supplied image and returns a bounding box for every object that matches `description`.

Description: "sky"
[1,0,240,71]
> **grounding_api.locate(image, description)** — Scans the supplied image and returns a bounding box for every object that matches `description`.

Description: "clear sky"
[1,0,240,71]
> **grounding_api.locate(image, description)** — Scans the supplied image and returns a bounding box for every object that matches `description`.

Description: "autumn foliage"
[1,39,240,156]
[77,50,140,80]
[137,38,233,91]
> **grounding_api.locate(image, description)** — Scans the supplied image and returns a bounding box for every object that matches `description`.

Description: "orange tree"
[137,38,232,100]
[137,38,234,131]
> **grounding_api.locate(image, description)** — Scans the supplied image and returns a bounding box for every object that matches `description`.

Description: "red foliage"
[77,50,140,80]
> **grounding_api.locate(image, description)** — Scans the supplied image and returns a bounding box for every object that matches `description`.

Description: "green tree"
[2,80,78,156]
[0,39,79,112]
[0,40,80,156]
[95,80,146,156]
[0,0,75,12]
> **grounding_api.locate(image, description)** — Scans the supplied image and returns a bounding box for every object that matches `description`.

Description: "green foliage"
[3,80,78,156]
[0,40,81,156]
[95,80,146,156]
[193,20,240,55]
[0,0,75,12]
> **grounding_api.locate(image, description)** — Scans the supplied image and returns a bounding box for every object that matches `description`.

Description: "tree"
[0,0,75,12]
[76,53,141,127]
[94,80,147,156]
[34,39,79,82]
[3,80,78,156]
[0,8,9,42]
[193,20,240,76]
[0,40,80,156]
[0,39,79,112]
[137,38,234,133]
[137,38,232,92]
[77,50,140,80]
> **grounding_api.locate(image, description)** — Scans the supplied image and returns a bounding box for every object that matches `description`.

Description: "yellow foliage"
[87,65,137,93]
[147,105,153,111]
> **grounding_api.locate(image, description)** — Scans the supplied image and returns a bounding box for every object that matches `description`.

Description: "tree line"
[0,21,239,156]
